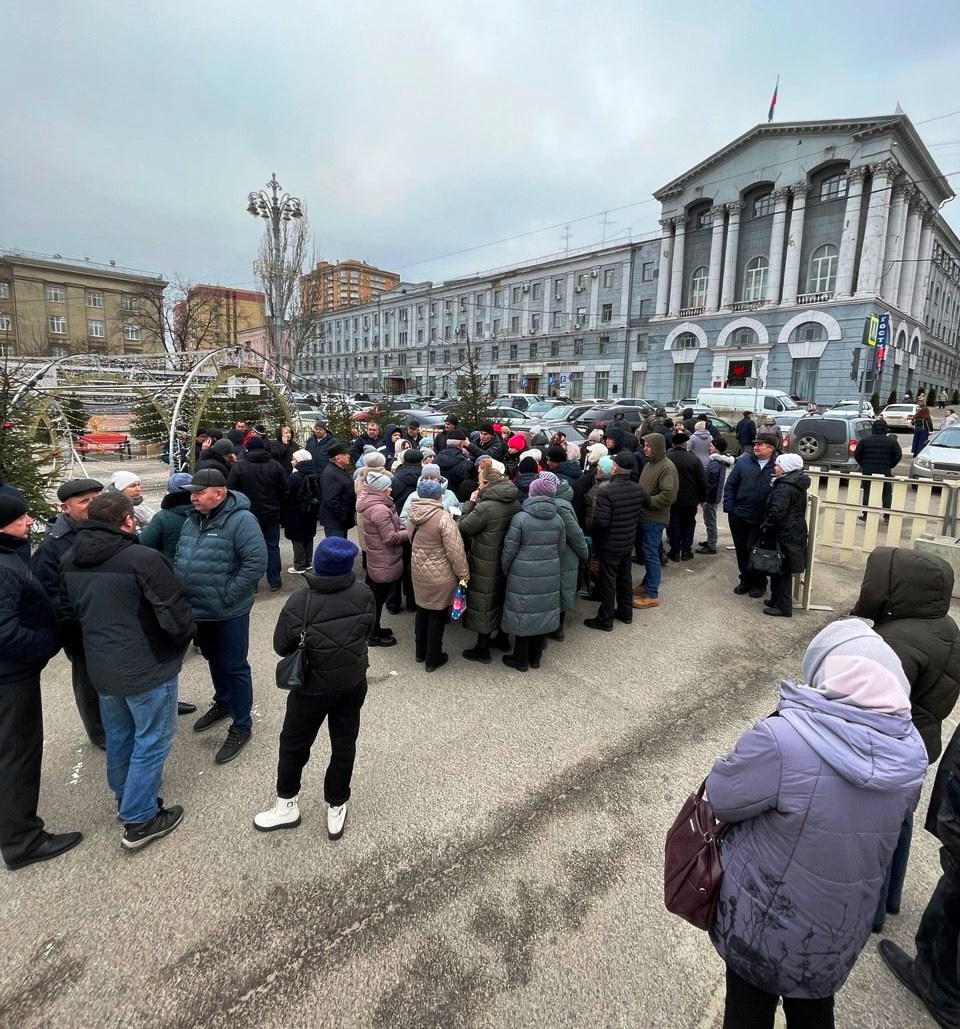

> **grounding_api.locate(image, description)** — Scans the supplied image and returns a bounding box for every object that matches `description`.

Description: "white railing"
[678,306,704,317]
[731,300,764,312]
[797,291,835,305]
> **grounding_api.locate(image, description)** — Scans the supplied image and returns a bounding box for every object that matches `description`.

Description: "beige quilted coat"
[407,496,469,610]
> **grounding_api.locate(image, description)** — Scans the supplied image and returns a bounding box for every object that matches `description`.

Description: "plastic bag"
[450,579,468,620]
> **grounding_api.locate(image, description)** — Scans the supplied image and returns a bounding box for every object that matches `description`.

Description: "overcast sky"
[4,0,960,291]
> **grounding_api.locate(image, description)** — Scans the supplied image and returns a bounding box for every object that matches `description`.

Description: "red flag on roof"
[768,75,779,123]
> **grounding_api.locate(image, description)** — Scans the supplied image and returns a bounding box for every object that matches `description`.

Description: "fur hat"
[327,443,348,457]
[313,536,357,576]
[586,443,607,466]
[671,432,690,446]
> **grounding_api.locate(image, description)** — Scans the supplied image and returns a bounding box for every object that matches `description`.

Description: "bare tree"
[130,275,235,365]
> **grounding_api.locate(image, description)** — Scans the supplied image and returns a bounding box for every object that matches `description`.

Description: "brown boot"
[632,596,660,609]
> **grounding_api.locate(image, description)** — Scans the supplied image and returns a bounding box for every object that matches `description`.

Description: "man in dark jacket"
[31,477,106,748]
[227,436,287,592]
[435,431,471,495]
[175,469,267,765]
[879,718,960,1026]
[433,414,460,455]
[723,433,778,598]
[854,419,903,520]
[306,421,339,472]
[60,493,195,852]
[0,495,81,871]
[467,423,506,462]
[350,421,385,463]
[545,445,582,486]
[318,444,356,538]
[195,437,236,475]
[852,547,960,933]
[734,411,757,454]
[584,453,650,630]
[254,537,375,839]
[666,432,707,561]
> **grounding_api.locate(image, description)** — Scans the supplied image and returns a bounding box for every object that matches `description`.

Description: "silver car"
[909,427,960,482]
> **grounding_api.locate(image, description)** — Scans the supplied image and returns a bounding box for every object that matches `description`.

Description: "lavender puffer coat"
[706,620,927,999]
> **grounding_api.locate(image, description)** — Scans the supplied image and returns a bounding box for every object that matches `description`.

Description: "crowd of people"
[1,407,959,1027]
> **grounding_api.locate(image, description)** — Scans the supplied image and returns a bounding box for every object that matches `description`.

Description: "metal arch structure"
[167,346,298,471]
[5,348,297,476]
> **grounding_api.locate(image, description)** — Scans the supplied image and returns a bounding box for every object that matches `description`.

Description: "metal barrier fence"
[792,471,960,611]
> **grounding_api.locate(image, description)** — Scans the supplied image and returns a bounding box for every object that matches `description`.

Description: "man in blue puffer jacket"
[175,468,267,766]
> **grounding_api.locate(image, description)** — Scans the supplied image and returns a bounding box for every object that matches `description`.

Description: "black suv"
[575,405,651,434]
[787,415,873,468]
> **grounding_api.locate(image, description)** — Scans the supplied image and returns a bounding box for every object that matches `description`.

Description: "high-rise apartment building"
[0,251,166,358]
[300,259,400,314]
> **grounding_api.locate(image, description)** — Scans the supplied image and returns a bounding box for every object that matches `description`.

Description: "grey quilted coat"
[407,497,469,610]
[457,477,521,635]
[500,495,565,637]
[555,479,589,611]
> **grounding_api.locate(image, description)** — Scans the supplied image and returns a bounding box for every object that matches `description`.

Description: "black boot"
[463,633,492,664]
[490,631,511,651]
[547,612,565,641]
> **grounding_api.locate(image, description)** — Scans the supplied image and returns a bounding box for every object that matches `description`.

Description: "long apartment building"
[298,112,960,406]
[0,251,166,358]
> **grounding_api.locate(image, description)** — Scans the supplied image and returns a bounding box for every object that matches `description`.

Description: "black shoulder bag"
[275,591,312,690]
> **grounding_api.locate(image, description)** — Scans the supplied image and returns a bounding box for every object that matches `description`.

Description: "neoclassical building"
[648,113,958,403]
[297,113,959,406]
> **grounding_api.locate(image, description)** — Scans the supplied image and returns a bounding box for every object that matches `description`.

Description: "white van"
[696,388,799,420]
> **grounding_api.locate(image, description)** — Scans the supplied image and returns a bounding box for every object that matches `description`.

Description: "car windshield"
[525,402,559,416]
[932,429,960,449]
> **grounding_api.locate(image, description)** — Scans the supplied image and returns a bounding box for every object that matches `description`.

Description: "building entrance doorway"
[523,376,540,395]
[726,359,753,387]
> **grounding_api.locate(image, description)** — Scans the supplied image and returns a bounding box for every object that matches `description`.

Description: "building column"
[654,217,673,318]
[881,183,911,305]
[780,182,810,305]
[705,205,726,313]
[897,196,923,312]
[912,210,936,320]
[719,201,745,311]
[668,215,689,317]
[835,166,867,297]
[856,159,899,297]
[765,189,791,305]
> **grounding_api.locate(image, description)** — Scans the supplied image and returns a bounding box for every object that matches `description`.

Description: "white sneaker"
[287,566,306,574]
[327,802,347,840]
[253,795,301,832]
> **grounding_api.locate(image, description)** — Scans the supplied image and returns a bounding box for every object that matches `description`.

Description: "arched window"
[674,332,699,350]
[807,244,838,293]
[689,266,708,308]
[730,326,759,348]
[752,193,774,218]
[790,321,826,344]
[819,173,848,202]
[742,257,768,302]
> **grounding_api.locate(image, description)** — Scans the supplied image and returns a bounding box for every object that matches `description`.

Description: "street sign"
[547,375,555,385]
[874,313,891,373]
[520,377,528,387]
[559,375,567,384]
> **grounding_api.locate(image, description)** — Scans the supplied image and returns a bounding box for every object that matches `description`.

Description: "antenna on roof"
[895,101,905,115]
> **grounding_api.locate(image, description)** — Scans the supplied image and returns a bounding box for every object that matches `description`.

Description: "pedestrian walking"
[175,468,267,765]
[938,387,948,409]
[254,537,375,841]
[734,411,757,454]
[407,478,469,672]
[912,405,934,456]
[706,619,927,1027]
[60,492,194,852]
[0,494,82,871]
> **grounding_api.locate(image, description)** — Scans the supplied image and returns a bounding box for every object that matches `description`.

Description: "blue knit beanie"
[312,537,358,576]
[416,479,443,500]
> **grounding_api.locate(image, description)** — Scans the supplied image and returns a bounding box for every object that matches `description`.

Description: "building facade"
[171,284,265,351]
[296,114,960,406]
[0,251,167,358]
[300,259,400,315]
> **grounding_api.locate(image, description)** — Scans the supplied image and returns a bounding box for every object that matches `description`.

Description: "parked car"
[488,406,528,426]
[614,397,660,410]
[541,403,597,424]
[493,394,544,413]
[880,403,919,431]
[524,400,568,418]
[909,426,960,482]
[787,415,873,468]
[822,399,875,416]
[575,406,650,434]
[508,422,589,444]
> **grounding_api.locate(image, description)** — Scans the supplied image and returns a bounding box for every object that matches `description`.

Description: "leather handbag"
[747,525,783,576]
[664,780,729,931]
[275,593,312,690]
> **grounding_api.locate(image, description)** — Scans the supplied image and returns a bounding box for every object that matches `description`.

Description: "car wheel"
[795,433,828,461]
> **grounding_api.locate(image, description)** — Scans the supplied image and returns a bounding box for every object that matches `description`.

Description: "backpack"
[297,473,322,514]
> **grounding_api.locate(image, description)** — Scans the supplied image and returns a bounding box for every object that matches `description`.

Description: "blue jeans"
[99,677,178,825]
[195,615,253,732]
[638,522,664,598]
[260,519,281,588]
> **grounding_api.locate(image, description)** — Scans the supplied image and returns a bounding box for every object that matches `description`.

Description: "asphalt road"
[2,454,953,1028]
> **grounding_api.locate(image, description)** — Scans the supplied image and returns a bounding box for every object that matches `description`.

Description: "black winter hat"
[545,445,567,463]
[0,493,28,527]
[612,453,634,470]
[403,449,424,464]
[246,436,265,450]
[212,439,236,456]
[518,456,539,474]
[447,429,467,441]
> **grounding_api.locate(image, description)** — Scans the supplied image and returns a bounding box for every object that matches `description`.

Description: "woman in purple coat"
[706,619,927,1028]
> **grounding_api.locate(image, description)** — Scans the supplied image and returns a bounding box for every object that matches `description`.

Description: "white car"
[823,399,875,417]
[880,403,918,431]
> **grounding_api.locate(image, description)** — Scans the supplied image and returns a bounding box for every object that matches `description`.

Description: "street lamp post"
[246,173,303,376]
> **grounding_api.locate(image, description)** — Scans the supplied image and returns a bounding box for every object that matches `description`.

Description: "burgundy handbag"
[664,780,729,930]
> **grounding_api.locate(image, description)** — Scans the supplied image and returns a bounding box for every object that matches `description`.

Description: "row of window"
[40,315,141,340]
[39,284,140,311]
[672,321,828,351]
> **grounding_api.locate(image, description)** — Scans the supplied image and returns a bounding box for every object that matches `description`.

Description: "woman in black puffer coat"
[761,452,809,618]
